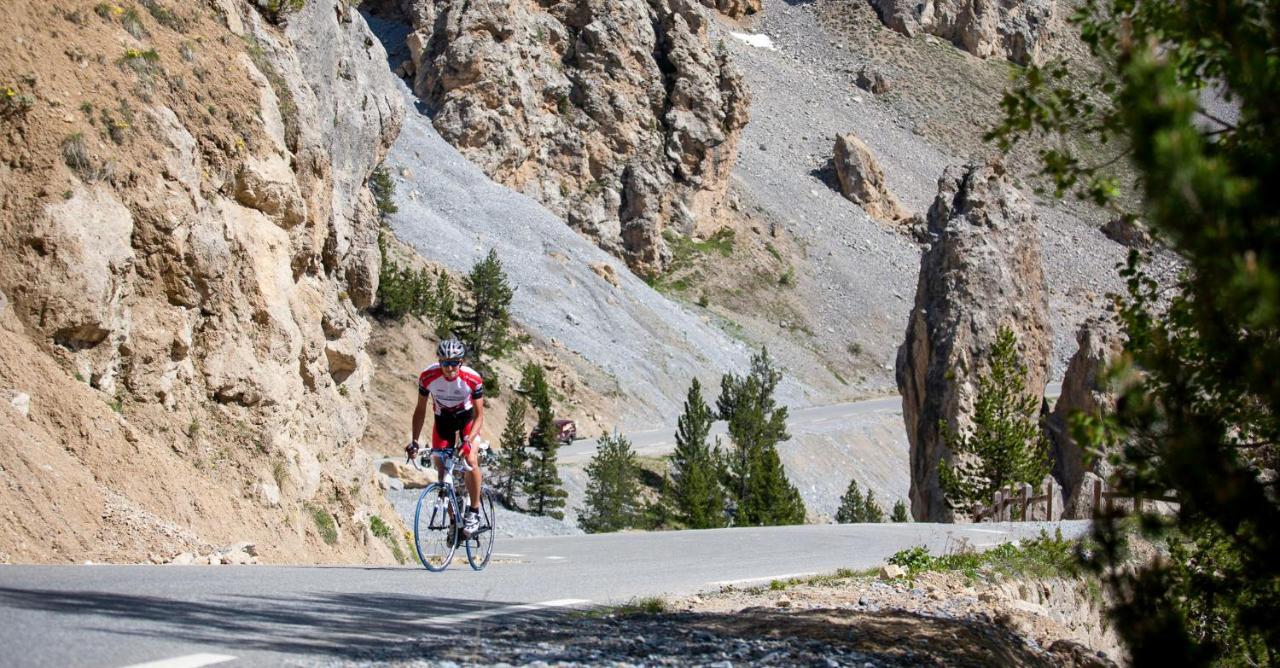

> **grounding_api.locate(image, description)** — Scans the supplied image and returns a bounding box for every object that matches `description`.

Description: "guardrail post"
[1045,479,1054,521]
[1093,478,1103,517]
[1020,483,1031,521]
[993,490,1003,522]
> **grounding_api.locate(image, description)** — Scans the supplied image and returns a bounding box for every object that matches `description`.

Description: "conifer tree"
[863,490,885,523]
[520,363,567,519]
[666,378,728,529]
[836,477,884,523]
[432,270,458,339]
[577,432,642,533]
[736,443,806,525]
[937,327,1052,518]
[459,249,516,394]
[890,499,910,523]
[493,399,529,510]
[716,347,804,525]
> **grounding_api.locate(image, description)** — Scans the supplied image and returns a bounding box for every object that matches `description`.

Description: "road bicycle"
[410,441,497,572]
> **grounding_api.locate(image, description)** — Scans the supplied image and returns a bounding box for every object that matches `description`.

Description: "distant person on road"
[406,338,486,536]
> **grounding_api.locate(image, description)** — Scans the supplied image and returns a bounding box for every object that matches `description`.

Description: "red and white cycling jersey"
[418,363,484,414]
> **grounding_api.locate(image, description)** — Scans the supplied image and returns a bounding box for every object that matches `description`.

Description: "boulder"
[591,262,621,288]
[378,459,435,488]
[1101,216,1153,249]
[879,564,907,580]
[833,133,907,223]
[896,162,1051,521]
[1049,317,1124,517]
[6,392,30,419]
[377,472,405,491]
[867,0,1056,65]
[698,0,761,18]
[392,0,749,274]
[855,65,892,94]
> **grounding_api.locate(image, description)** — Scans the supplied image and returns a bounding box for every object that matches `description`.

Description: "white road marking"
[962,528,1011,535]
[491,553,524,558]
[121,653,236,668]
[422,599,590,626]
[710,572,819,587]
[545,556,566,561]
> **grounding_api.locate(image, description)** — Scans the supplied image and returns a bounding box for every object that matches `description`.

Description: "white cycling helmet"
[436,337,465,360]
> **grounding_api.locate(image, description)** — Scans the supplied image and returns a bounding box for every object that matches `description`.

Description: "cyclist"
[407,338,486,536]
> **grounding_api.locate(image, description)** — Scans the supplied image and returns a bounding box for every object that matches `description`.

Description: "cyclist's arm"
[411,393,428,444]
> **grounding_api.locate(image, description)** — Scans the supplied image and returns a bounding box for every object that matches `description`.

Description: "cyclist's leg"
[430,417,449,486]
[461,420,481,509]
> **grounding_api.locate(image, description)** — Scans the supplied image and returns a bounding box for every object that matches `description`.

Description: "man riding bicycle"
[407,338,485,536]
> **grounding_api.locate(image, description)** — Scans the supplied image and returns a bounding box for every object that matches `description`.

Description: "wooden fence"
[974,476,1177,522]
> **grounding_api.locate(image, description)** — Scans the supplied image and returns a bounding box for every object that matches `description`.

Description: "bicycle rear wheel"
[413,483,458,572]
[465,487,497,571]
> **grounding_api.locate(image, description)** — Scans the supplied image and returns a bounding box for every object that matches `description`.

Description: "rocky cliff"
[380,0,750,273]
[1048,317,1124,517]
[867,0,1056,65]
[0,0,404,563]
[896,162,1051,522]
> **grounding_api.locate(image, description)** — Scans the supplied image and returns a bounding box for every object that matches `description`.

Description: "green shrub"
[121,8,148,38]
[370,515,407,564]
[306,503,338,545]
[140,0,189,32]
[1,85,34,117]
[258,0,306,24]
[887,530,1077,581]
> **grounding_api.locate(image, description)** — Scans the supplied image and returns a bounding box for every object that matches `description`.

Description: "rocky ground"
[302,568,1118,667]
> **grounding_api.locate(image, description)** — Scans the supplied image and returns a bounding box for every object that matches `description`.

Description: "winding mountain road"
[0,520,1086,667]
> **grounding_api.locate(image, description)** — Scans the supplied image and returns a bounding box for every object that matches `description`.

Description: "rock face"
[1048,318,1124,517]
[833,133,907,222]
[699,0,762,18]
[896,162,1052,521]
[390,0,750,273]
[867,0,1055,65]
[0,0,405,562]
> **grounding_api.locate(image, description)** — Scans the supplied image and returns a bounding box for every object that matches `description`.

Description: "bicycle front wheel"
[413,483,458,572]
[465,487,497,571]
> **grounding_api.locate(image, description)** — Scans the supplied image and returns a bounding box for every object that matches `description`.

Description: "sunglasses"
[440,360,462,368]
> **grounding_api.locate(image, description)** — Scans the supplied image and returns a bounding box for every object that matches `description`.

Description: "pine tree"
[716,347,803,525]
[666,379,728,529]
[863,490,885,523]
[836,477,885,523]
[736,443,806,526]
[431,270,458,339]
[836,477,868,523]
[493,399,529,510]
[520,363,567,519]
[938,327,1051,518]
[577,432,642,533]
[369,165,398,216]
[890,499,910,523]
[459,249,516,395]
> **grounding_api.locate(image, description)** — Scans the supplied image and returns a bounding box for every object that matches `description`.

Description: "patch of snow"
[729,31,777,51]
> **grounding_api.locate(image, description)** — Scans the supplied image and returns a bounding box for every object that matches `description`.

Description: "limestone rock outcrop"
[390,0,750,273]
[1048,318,1124,517]
[868,0,1056,65]
[896,162,1052,521]
[0,0,404,562]
[833,133,907,223]
[699,0,762,18]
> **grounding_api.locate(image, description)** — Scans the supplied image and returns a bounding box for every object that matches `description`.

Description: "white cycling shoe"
[462,509,480,536]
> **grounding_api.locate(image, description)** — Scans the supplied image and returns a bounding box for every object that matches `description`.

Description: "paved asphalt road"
[560,383,1064,464]
[0,520,1087,668]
